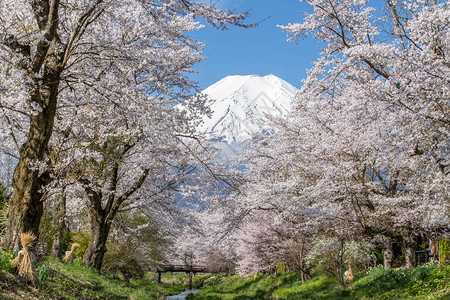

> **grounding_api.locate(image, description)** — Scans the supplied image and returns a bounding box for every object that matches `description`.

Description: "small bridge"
[162,264,208,273]
[157,265,209,289]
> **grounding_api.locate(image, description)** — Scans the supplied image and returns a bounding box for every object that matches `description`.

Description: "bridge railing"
[161,264,208,273]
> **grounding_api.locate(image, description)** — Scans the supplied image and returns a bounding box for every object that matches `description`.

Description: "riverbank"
[0,256,189,299]
[191,263,450,299]
[1,256,449,299]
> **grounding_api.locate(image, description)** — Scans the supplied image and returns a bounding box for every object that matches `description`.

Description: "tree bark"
[404,234,416,269]
[2,0,62,251]
[82,212,111,271]
[337,238,345,286]
[3,80,60,250]
[51,192,67,259]
[301,270,307,285]
[383,239,394,270]
[80,167,149,271]
[431,238,437,261]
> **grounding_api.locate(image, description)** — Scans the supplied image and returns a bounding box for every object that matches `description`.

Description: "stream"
[165,289,202,300]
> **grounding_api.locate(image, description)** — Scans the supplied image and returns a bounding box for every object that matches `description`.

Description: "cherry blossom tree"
[235,210,312,280]
[279,0,449,267]
[68,103,219,270]
[223,0,449,277]
[0,0,250,250]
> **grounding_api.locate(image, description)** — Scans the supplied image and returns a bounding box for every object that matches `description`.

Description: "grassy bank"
[2,252,449,299]
[191,263,450,299]
[0,255,190,300]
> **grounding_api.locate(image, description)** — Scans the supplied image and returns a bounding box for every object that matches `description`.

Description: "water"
[165,289,202,300]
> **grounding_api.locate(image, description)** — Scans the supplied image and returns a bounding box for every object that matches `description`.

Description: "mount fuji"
[197,74,298,162]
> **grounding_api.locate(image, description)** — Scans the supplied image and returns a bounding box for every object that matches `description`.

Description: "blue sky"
[190,0,321,90]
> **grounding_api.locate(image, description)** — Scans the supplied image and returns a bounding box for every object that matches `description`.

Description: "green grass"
[1,255,192,300]
[2,255,449,300]
[192,263,450,299]
[42,257,190,299]
[351,263,450,299]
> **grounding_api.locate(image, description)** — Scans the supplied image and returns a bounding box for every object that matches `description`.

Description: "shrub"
[276,262,286,274]
[353,262,450,298]
[306,237,373,279]
[69,230,90,258]
[38,210,71,257]
[102,240,146,279]
[439,238,450,266]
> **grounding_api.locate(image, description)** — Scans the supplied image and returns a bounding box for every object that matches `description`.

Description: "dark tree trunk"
[337,238,345,286]
[298,236,309,285]
[404,234,416,269]
[51,192,67,259]
[80,167,149,271]
[301,270,307,285]
[431,238,437,261]
[383,239,393,270]
[337,265,344,286]
[3,77,60,250]
[83,211,111,271]
[1,0,62,251]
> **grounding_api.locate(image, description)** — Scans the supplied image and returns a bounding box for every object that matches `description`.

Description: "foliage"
[203,247,236,274]
[0,184,9,205]
[102,241,146,279]
[0,249,16,272]
[306,238,373,278]
[276,262,286,274]
[102,212,169,279]
[69,231,90,259]
[36,264,49,286]
[25,256,190,299]
[0,0,448,293]
[213,0,450,278]
[0,0,250,254]
[352,263,450,299]
[38,208,71,257]
[439,238,450,266]
[234,211,311,275]
[192,264,450,299]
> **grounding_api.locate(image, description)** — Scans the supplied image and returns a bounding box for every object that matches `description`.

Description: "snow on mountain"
[197,74,298,161]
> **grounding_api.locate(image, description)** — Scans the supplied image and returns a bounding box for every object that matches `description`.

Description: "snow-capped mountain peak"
[198,74,298,144]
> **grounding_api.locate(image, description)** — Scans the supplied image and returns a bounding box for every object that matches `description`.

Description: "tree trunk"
[404,235,416,269]
[431,238,437,261]
[2,7,62,250]
[80,166,148,271]
[51,192,67,258]
[301,270,307,285]
[337,239,345,286]
[83,216,111,271]
[3,97,59,250]
[383,239,393,270]
[337,265,344,286]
